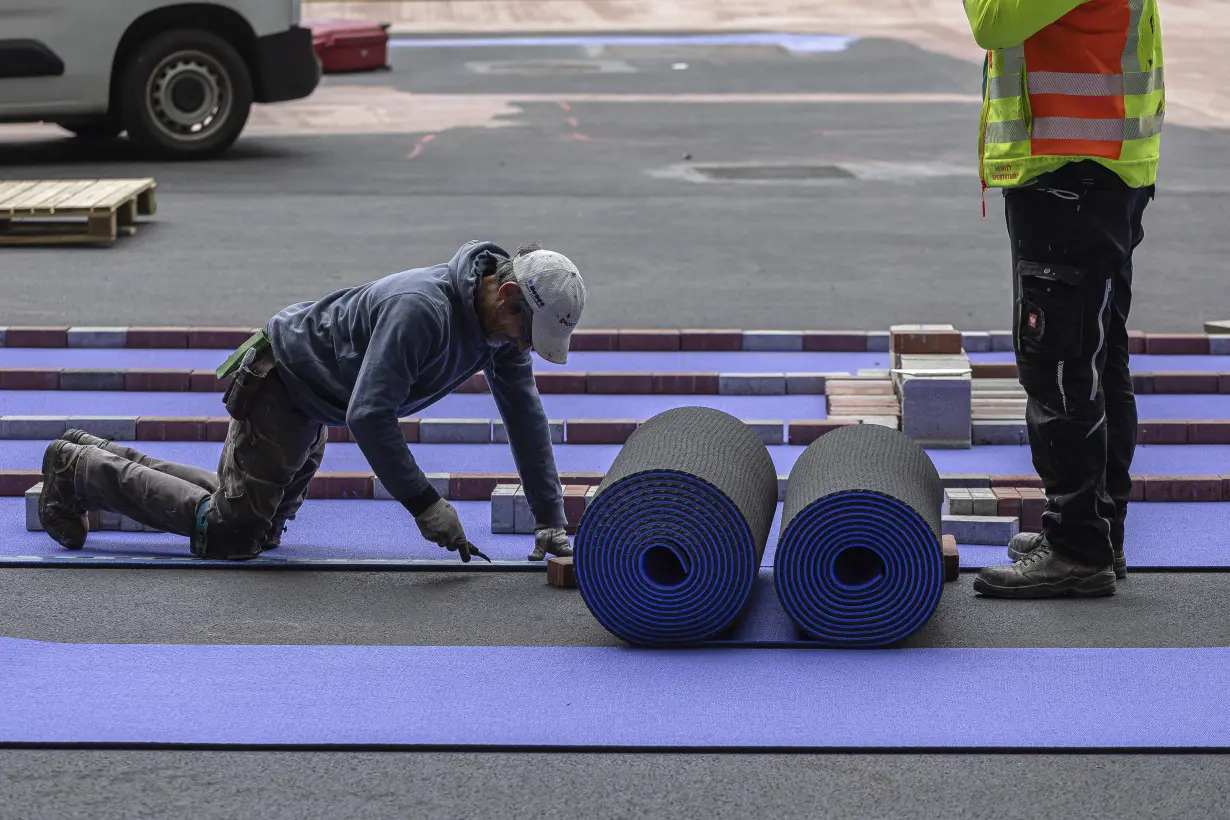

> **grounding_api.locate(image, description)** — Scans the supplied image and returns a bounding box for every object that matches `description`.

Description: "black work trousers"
[1004,160,1154,566]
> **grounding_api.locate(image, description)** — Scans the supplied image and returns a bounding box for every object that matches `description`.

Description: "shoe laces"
[1016,544,1053,568]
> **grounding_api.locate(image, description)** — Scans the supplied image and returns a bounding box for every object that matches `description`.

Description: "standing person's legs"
[1102,190,1152,569]
[975,164,1149,597]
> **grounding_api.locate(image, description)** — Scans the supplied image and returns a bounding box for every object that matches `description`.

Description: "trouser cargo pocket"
[1015,259,1087,360]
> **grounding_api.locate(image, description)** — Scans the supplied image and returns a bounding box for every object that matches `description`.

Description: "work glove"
[415,498,477,563]
[528,526,573,562]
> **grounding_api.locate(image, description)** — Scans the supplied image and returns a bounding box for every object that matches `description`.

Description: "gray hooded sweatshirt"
[267,240,565,527]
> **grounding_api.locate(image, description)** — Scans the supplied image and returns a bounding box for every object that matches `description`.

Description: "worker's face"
[489,281,533,352]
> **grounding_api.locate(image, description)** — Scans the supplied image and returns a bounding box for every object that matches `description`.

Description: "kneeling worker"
[37,241,586,563]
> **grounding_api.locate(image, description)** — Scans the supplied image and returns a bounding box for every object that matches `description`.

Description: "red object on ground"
[309,21,390,74]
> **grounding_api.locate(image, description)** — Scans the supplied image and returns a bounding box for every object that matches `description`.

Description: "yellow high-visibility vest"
[966,0,1165,189]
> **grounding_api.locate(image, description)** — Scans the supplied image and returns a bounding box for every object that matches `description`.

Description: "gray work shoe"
[1008,531,1126,579]
[974,544,1116,598]
[38,440,88,549]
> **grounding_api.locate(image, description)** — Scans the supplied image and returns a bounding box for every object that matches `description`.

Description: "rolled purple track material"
[575,407,778,646]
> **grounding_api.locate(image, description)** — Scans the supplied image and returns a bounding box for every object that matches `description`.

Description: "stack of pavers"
[3,323,1229,572]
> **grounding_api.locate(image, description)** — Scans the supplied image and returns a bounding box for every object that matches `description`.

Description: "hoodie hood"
[446,240,511,351]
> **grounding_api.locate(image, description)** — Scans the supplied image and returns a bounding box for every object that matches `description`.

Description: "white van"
[0,0,321,158]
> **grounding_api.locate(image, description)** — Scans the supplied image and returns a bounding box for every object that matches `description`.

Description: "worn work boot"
[38,440,88,549]
[1008,531,1126,580]
[974,544,1116,598]
[263,520,288,550]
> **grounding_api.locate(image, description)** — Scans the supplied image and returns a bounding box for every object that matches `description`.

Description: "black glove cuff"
[401,485,442,517]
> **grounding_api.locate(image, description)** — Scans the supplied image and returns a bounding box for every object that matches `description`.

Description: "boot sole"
[1008,547,1127,580]
[973,572,1116,599]
[38,442,87,550]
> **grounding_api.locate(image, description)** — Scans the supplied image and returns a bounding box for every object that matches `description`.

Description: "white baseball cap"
[512,249,586,365]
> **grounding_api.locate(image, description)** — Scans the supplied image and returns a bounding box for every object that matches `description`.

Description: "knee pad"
[190,498,264,560]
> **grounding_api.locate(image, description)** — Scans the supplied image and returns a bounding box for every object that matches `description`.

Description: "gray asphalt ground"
[5,569,1230,648]
[1,37,1227,330]
[1,35,1228,820]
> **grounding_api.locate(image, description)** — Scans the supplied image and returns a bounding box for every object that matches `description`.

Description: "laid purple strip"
[0,348,891,374]
[6,497,786,564]
[7,499,1228,568]
[968,352,1230,373]
[0,392,826,421]
[3,638,1227,747]
[0,441,1226,477]
[1136,394,1230,420]
[0,391,1220,421]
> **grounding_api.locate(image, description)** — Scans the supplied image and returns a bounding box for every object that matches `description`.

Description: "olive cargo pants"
[72,347,327,559]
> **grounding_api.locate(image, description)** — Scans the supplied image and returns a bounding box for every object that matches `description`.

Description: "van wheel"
[59,118,123,140]
[119,28,253,160]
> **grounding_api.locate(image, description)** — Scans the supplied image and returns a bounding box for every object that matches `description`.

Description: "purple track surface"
[0,441,1226,476]
[1,392,1224,420]
[968,352,1230,372]
[0,392,828,420]
[0,349,892,374]
[5,499,1227,569]
[3,638,1227,748]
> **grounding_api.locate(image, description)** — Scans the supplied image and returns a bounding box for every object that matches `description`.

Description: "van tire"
[119,28,253,160]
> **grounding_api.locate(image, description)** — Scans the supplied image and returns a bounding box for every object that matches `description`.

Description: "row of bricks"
[8,470,1230,502]
[972,419,1230,446]
[4,365,1229,397]
[942,515,1021,545]
[25,481,604,537]
[1,325,1225,354]
[969,364,1230,394]
[0,327,885,352]
[10,470,803,504]
[0,416,798,446]
[24,485,153,533]
[948,487,1045,531]
[955,476,1230,502]
[7,414,1230,447]
[490,484,594,534]
[0,369,841,395]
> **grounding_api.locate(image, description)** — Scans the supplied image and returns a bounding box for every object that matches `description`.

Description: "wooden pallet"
[0,179,157,246]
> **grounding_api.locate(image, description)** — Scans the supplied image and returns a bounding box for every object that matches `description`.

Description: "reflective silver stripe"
[988,74,1022,100]
[1028,71,1124,97]
[1000,45,1024,75]
[1125,111,1164,139]
[992,114,1162,144]
[1057,361,1068,415]
[1125,66,1164,96]
[985,119,1029,143]
[1086,414,1107,438]
[1033,116,1125,142]
[1025,68,1163,97]
[1123,0,1144,74]
[1091,279,1113,401]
